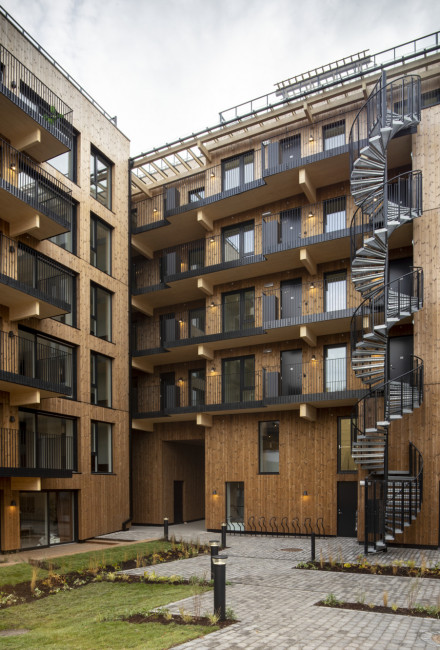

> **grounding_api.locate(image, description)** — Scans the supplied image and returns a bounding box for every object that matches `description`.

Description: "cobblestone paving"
[105,523,440,649]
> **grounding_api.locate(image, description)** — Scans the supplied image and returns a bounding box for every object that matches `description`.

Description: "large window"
[222,288,255,332]
[91,352,112,407]
[324,345,347,392]
[90,213,112,274]
[323,120,345,151]
[338,416,357,473]
[324,271,347,312]
[49,130,78,182]
[18,329,74,397]
[189,368,205,407]
[90,283,112,341]
[18,410,77,472]
[49,202,77,254]
[222,151,254,191]
[90,147,112,209]
[259,421,279,473]
[222,355,255,403]
[226,481,244,530]
[324,196,346,233]
[222,221,254,262]
[19,490,75,549]
[91,421,112,473]
[188,307,205,338]
[188,187,205,202]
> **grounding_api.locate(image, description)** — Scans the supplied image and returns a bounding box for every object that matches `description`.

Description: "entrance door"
[337,481,357,537]
[173,481,184,524]
[389,335,413,380]
[160,372,177,410]
[389,257,413,297]
[280,209,301,249]
[281,278,302,319]
[281,350,302,396]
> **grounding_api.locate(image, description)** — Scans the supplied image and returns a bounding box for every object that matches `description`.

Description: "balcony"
[0,138,73,239]
[0,427,75,478]
[132,358,366,425]
[0,233,74,320]
[0,44,73,161]
[0,329,73,404]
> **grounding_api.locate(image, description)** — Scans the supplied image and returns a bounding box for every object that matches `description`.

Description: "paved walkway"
[108,522,440,649]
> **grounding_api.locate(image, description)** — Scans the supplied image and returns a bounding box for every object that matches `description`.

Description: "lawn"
[0,581,216,649]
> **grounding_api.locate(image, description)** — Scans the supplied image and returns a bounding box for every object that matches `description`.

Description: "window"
[50,202,77,254]
[222,355,255,403]
[259,421,279,473]
[51,272,76,327]
[18,409,77,472]
[338,417,357,473]
[90,283,112,341]
[325,271,347,312]
[18,329,74,397]
[188,242,205,270]
[19,491,75,549]
[222,288,255,332]
[49,130,78,182]
[323,120,345,151]
[222,151,254,191]
[90,147,112,209]
[188,307,205,338]
[324,345,346,392]
[324,196,346,232]
[189,369,205,407]
[91,352,112,407]
[91,421,112,473]
[421,89,440,108]
[90,213,112,274]
[188,187,205,202]
[226,482,244,529]
[222,221,254,262]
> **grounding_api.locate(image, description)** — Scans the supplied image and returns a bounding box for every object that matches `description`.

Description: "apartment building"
[130,35,440,550]
[0,9,130,551]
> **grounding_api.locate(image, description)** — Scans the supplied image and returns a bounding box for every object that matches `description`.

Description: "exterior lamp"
[10,500,17,507]
[153,207,158,213]
[210,171,215,178]
[310,282,315,289]
[303,491,308,497]
[308,212,314,218]
[210,301,215,307]
[211,366,216,373]
[210,236,215,242]
[311,355,316,361]
[10,162,16,171]
[309,134,314,143]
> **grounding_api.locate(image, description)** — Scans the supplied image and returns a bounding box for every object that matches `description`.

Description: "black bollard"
[163,517,169,541]
[212,556,226,621]
[311,532,315,561]
[221,522,227,549]
[209,540,219,579]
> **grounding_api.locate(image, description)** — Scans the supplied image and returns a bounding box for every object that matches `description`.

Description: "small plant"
[33,587,43,598]
[407,577,421,609]
[323,593,341,606]
[367,602,375,609]
[319,549,324,569]
[164,609,173,622]
[420,554,427,576]
[370,563,378,574]
[391,603,399,612]
[179,606,193,623]
[205,611,220,625]
[106,572,117,582]
[30,565,39,593]
[383,591,388,608]
[406,559,416,570]
[225,606,237,621]
[356,591,366,605]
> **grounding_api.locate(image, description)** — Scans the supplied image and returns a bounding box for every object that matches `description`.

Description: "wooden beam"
[9,300,40,321]
[197,210,213,232]
[131,237,154,259]
[10,214,40,238]
[197,140,212,163]
[197,413,212,427]
[304,102,313,123]
[197,277,213,296]
[132,420,154,433]
[10,389,40,406]
[198,344,214,360]
[300,248,317,275]
[150,161,169,180]
[131,173,153,197]
[131,296,153,317]
[132,358,154,374]
[12,128,41,152]
[174,152,191,171]
[11,477,41,491]
[300,325,316,347]
[187,148,205,167]
[300,403,317,422]
[299,168,316,203]
[362,82,369,100]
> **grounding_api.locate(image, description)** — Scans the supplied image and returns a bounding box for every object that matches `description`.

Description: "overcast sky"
[2,0,440,156]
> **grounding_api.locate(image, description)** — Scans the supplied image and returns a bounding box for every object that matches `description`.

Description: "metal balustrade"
[0,330,72,395]
[0,44,73,150]
[0,427,75,476]
[0,137,73,230]
[0,233,74,312]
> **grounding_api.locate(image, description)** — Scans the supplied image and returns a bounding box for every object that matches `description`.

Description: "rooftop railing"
[0,427,75,477]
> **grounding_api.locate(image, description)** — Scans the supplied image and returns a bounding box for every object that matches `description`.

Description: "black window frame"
[337,416,357,474]
[421,89,440,108]
[90,351,112,408]
[323,119,345,151]
[324,344,347,393]
[188,307,206,339]
[90,282,113,342]
[259,420,280,475]
[222,355,255,404]
[91,420,113,474]
[280,134,301,164]
[222,287,255,333]
[323,195,346,233]
[49,129,79,183]
[189,368,206,407]
[222,220,255,262]
[90,212,112,275]
[49,200,78,255]
[221,150,254,191]
[188,187,205,203]
[90,146,113,210]
[324,270,347,313]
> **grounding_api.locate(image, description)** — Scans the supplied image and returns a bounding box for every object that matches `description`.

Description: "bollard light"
[163,517,169,541]
[221,522,227,549]
[212,556,227,621]
[209,540,219,579]
[311,532,316,562]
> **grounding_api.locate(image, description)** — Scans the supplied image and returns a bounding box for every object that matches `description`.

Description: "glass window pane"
[259,421,279,473]
[189,308,205,338]
[49,491,74,543]
[223,227,240,261]
[243,152,254,184]
[325,271,347,311]
[324,197,346,232]
[223,158,240,190]
[226,482,244,528]
[223,293,240,332]
[339,417,356,472]
[189,369,205,406]
[243,225,254,256]
[20,492,48,548]
[323,121,345,151]
[325,346,346,392]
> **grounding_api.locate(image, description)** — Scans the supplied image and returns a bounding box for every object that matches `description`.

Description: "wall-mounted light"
[178,318,183,324]
[210,236,215,243]
[10,162,16,171]
[303,491,308,497]
[9,416,15,423]
[153,207,158,214]
[310,282,315,289]
[262,211,271,217]
[178,377,183,383]
[263,349,272,354]
[308,212,314,218]
[11,81,17,89]
[210,171,215,178]
[10,500,17,507]
[212,489,217,495]
[210,301,215,307]
[264,282,274,288]
[309,134,314,143]
[211,366,216,373]
[311,355,316,362]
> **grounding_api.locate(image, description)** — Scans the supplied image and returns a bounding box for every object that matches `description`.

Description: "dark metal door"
[337,481,357,537]
[389,257,413,296]
[174,481,184,524]
[281,349,302,396]
[281,278,302,319]
[280,209,301,249]
[389,335,413,380]
[160,372,176,410]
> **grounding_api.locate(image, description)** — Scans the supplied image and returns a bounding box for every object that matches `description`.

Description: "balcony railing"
[0,233,75,312]
[0,427,75,477]
[0,330,72,395]
[0,44,73,150]
[132,358,366,417]
[0,137,73,230]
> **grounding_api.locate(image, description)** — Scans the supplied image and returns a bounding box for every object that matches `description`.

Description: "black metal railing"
[0,233,74,312]
[226,515,326,537]
[350,171,422,259]
[0,137,73,230]
[0,330,72,395]
[349,75,421,170]
[0,44,73,150]
[0,427,75,476]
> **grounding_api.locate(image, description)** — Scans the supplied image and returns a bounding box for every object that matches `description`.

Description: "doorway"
[389,335,413,380]
[281,350,302,396]
[173,481,184,524]
[280,278,302,319]
[337,481,357,537]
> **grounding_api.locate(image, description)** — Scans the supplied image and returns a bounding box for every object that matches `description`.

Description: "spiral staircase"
[349,72,424,552]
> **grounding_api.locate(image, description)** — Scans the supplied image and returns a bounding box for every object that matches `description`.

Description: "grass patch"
[0,581,216,649]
